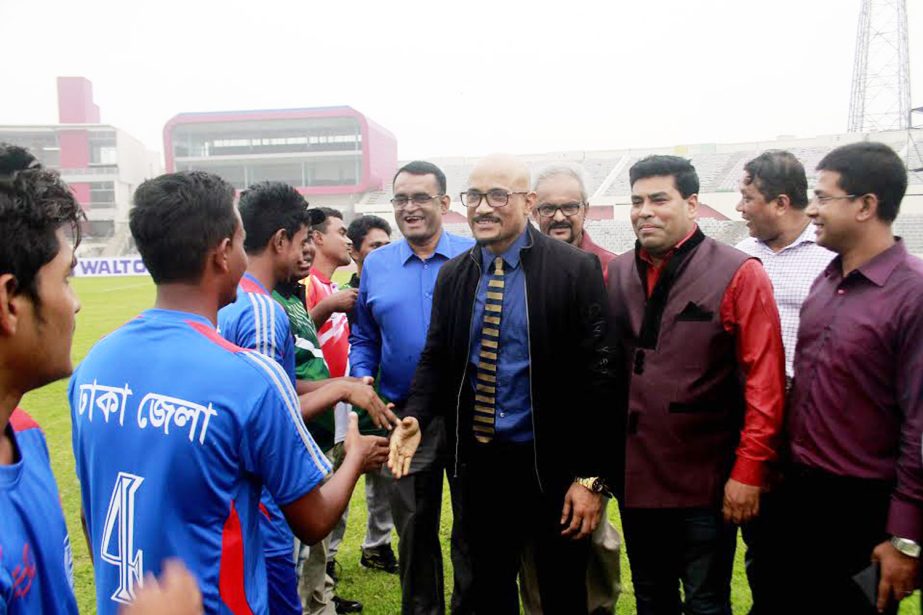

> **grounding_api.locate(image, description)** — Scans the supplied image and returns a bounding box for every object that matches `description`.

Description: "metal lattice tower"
[847,0,912,132]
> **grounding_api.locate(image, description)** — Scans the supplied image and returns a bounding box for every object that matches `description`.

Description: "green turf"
[20,275,918,613]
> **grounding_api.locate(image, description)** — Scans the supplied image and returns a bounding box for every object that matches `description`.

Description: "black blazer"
[403,224,622,492]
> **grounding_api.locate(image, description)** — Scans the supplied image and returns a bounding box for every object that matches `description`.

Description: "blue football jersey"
[0,410,77,615]
[219,273,296,384]
[69,309,330,614]
[218,273,301,561]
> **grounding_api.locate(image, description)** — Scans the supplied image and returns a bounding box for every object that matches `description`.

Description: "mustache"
[473,215,501,224]
[549,221,572,230]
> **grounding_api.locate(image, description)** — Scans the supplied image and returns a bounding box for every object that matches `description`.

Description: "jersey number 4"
[101,472,145,604]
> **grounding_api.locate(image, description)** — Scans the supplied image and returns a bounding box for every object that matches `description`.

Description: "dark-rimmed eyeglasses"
[390,193,443,209]
[536,202,584,218]
[461,189,529,209]
[811,194,858,205]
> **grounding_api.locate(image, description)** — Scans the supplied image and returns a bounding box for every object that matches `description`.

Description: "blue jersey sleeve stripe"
[245,291,265,357]
[252,293,278,360]
[258,293,272,357]
[245,350,330,474]
[243,350,332,476]
[255,293,268,357]
[266,295,278,358]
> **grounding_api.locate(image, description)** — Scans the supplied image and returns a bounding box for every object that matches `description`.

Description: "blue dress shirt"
[350,230,475,404]
[468,227,534,443]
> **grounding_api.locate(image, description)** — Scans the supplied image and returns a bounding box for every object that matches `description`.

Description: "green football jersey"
[273,282,336,450]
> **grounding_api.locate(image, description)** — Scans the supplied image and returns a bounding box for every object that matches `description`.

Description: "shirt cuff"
[349,366,374,379]
[730,457,765,487]
[886,496,923,543]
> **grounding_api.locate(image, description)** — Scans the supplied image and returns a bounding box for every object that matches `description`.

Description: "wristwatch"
[575,476,608,495]
[890,536,921,558]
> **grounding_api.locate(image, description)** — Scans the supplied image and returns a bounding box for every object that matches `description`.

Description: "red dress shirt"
[579,230,617,284]
[641,226,786,487]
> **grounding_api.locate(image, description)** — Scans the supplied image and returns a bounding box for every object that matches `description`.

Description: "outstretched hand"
[387,417,421,479]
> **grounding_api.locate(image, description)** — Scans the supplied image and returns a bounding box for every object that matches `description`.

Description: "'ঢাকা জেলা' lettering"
[77,381,217,445]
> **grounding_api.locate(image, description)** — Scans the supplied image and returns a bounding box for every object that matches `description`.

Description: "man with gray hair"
[523,163,621,615]
[531,163,617,282]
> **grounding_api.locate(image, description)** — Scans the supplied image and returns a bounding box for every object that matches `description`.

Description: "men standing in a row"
[269,208,391,615]
[766,142,922,614]
[607,155,786,614]
[350,162,474,614]
[733,150,834,612]
[519,164,622,615]
[71,170,389,614]
[390,154,616,613]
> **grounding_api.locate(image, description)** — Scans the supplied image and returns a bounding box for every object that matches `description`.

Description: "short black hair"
[130,171,237,284]
[238,181,311,254]
[347,215,392,249]
[392,160,447,195]
[816,142,907,222]
[743,150,809,209]
[629,155,699,199]
[0,143,84,303]
[313,207,344,234]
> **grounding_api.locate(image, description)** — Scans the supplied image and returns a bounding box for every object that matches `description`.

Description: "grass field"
[21,275,918,613]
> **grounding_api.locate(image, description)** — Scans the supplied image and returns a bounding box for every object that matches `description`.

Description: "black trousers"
[620,506,736,615]
[390,418,472,615]
[758,464,898,615]
[458,440,589,615]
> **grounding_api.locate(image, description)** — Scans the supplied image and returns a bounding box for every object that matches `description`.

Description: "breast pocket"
[675,301,714,322]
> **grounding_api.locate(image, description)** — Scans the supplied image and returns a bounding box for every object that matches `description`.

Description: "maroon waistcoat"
[609,232,751,508]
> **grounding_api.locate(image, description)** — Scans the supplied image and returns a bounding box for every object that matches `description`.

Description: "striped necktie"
[473,256,504,444]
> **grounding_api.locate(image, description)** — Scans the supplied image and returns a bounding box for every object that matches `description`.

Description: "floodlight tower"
[847,0,912,132]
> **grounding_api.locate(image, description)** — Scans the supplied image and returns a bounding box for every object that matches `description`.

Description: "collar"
[241,271,271,295]
[143,308,214,328]
[0,424,23,487]
[398,229,453,264]
[480,225,532,271]
[308,267,333,285]
[758,220,818,253]
[826,238,907,287]
[638,224,699,267]
[275,279,304,298]
[578,229,597,252]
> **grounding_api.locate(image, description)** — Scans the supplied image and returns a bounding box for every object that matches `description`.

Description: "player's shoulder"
[184,318,294,398]
[223,285,286,323]
[9,408,50,464]
[9,408,42,435]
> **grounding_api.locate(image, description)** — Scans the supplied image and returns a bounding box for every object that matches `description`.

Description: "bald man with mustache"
[388,155,619,613]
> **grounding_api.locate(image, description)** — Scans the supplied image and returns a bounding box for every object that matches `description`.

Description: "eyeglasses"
[536,202,584,218]
[811,194,858,205]
[390,193,443,209]
[461,189,529,208]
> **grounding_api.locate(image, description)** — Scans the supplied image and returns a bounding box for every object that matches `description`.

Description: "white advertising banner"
[74,256,149,277]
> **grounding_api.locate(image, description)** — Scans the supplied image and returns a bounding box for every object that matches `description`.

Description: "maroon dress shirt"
[579,230,617,284]
[789,239,923,541]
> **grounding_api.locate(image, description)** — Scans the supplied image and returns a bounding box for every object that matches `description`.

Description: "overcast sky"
[1,0,921,161]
